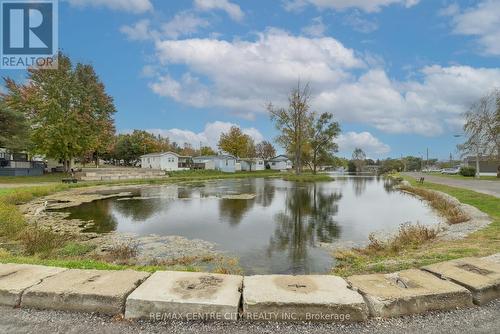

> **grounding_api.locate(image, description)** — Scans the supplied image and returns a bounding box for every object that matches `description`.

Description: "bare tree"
[458,89,500,178]
[352,148,366,174]
[267,81,314,175]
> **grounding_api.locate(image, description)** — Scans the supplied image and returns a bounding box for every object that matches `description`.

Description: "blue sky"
[2,0,500,160]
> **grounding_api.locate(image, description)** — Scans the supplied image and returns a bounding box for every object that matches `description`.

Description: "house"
[463,156,500,176]
[0,149,44,176]
[140,152,190,171]
[268,155,293,171]
[192,155,237,173]
[240,158,265,171]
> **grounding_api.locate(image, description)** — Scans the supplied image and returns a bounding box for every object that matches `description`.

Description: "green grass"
[282,173,332,182]
[333,174,500,277]
[424,172,499,181]
[0,173,69,184]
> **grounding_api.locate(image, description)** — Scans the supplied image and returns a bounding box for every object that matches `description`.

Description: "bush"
[19,227,65,256]
[0,202,27,237]
[459,166,476,177]
[57,242,95,257]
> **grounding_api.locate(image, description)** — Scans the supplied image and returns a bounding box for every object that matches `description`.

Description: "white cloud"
[121,12,210,41]
[337,131,391,156]
[302,17,327,37]
[66,0,152,13]
[447,0,500,56]
[283,0,419,13]
[343,11,379,33]
[145,121,264,149]
[147,29,500,136]
[162,12,210,39]
[194,0,244,21]
[120,20,154,41]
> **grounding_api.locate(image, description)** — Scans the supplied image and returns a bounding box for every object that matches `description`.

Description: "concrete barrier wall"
[0,255,498,323]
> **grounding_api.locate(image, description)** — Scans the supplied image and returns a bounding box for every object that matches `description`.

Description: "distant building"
[0,148,44,176]
[362,165,380,174]
[268,155,293,171]
[192,155,237,173]
[463,156,500,176]
[240,158,265,171]
[140,152,190,171]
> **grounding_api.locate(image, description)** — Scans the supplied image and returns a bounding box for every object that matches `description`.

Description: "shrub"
[459,166,476,177]
[19,227,65,256]
[58,242,95,257]
[0,202,27,237]
[355,223,438,256]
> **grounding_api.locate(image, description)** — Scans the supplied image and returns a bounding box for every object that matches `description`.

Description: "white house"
[268,155,293,171]
[140,152,188,171]
[192,155,237,173]
[240,158,265,171]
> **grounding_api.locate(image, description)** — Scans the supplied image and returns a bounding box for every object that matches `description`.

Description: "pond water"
[58,176,441,274]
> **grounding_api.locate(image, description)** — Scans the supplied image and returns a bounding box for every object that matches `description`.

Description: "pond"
[57,176,441,274]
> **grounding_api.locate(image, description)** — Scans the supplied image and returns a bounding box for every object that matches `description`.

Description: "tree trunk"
[313,151,317,174]
[475,152,480,179]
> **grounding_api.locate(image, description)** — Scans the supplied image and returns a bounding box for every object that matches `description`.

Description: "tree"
[200,146,216,156]
[255,141,276,160]
[217,126,253,157]
[74,63,116,167]
[111,130,169,165]
[458,89,500,178]
[308,112,340,174]
[0,100,29,152]
[3,53,116,171]
[268,82,314,175]
[351,148,366,174]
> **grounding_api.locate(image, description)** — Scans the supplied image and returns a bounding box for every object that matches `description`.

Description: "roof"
[239,158,264,162]
[193,155,236,160]
[140,152,180,158]
[269,155,291,162]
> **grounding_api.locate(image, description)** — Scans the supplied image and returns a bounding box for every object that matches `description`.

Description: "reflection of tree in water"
[254,178,276,207]
[383,177,397,193]
[68,200,118,233]
[219,198,255,226]
[112,198,165,222]
[351,176,375,197]
[268,184,341,272]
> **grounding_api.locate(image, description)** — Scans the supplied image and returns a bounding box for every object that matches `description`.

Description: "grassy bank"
[282,173,332,182]
[333,174,500,277]
[424,172,499,181]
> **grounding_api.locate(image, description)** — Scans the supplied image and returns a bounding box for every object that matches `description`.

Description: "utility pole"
[426,148,429,169]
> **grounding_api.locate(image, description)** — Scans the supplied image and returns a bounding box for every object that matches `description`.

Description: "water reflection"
[57,177,440,274]
[268,184,341,273]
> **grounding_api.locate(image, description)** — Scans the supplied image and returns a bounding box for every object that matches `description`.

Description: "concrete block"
[347,269,473,318]
[21,269,149,315]
[243,275,368,322]
[0,264,66,307]
[423,257,500,305]
[125,271,243,321]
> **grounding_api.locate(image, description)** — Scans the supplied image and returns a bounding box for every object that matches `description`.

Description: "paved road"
[406,172,500,198]
[1,300,499,334]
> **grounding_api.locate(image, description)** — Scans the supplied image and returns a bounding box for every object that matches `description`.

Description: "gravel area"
[1,300,499,334]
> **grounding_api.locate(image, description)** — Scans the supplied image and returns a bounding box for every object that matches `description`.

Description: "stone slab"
[125,271,243,321]
[243,275,368,322]
[347,269,473,318]
[423,257,500,305]
[0,264,66,307]
[21,269,149,315]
